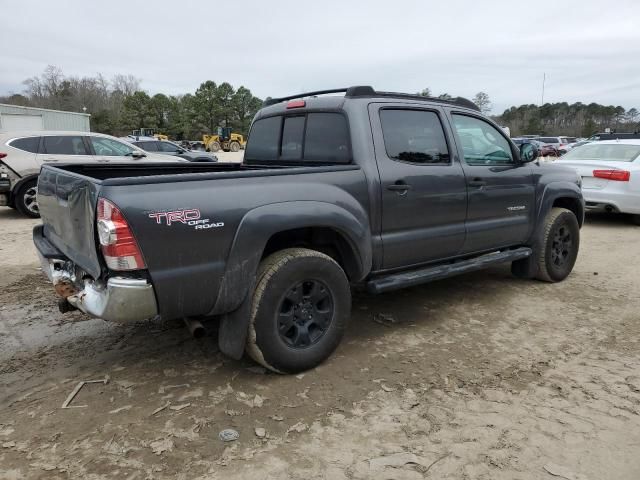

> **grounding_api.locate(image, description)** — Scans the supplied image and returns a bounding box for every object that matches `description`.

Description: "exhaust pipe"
[183,317,206,339]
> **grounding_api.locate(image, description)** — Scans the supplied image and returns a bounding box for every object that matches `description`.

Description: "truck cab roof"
[257,86,480,118]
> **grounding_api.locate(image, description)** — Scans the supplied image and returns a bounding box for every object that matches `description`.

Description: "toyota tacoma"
[33,86,584,373]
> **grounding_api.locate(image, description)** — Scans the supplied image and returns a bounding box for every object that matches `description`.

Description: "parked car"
[127,137,218,162]
[587,132,640,141]
[33,86,584,373]
[555,140,640,224]
[536,137,570,156]
[557,137,578,155]
[0,131,183,218]
[513,138,557,157]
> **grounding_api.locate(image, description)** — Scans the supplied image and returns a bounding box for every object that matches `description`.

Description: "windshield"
[560,143,640,162]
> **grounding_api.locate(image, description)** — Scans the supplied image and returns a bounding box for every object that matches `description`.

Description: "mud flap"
[218,290,253,360]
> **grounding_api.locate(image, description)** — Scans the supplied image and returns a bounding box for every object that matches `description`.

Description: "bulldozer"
[132,128,168,141]
[203,127,245,152]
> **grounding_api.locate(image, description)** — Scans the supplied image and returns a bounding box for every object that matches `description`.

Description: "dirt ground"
[1,206,639,480]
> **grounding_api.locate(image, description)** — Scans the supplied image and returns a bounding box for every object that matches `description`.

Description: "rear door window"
[135,141,158,152]
[304,113,350,163]
[42,136,89,155]
[157,142,181,153]
[379,109,450,164]
[9,136,40,153]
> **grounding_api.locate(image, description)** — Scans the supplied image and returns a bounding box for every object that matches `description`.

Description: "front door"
[447,112,535,254]
[370,104,468,270]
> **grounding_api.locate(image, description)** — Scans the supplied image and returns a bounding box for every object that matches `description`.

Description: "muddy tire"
[15,179,40,218]
[229,141,240,152]
[209,141,221,153]
[246,248,351,374]
[535,207,579,282]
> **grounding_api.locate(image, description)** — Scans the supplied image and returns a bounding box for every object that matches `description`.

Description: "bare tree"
[473,92,492,115]
[112,74,140,96]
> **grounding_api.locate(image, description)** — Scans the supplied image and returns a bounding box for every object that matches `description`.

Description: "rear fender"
[211,201,372,316]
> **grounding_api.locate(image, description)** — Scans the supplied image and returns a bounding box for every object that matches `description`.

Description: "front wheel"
[15,180,40,218]
[536,207,580,282]
[246,248,351,374]
[229,141,240,152]
[512,207,580,281]
[209,141,221,152]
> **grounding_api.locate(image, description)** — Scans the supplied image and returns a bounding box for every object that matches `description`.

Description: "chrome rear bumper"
[38,253,158,324]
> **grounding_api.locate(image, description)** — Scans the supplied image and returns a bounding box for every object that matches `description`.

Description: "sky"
[2,0,640,114]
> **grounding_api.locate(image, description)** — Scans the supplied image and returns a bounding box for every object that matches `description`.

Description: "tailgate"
[37,165,102,279]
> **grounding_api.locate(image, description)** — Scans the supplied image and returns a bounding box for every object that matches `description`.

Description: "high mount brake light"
[286,100,306,109]
[592,169,631,182]
[97,198,146,270]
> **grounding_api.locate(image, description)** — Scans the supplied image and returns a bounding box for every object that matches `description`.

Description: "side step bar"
[366,247,532,294]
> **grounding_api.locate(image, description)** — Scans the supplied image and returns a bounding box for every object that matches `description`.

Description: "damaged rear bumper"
[33,226,158,323]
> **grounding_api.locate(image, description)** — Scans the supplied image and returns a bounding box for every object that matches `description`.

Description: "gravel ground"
[0,206,639,480]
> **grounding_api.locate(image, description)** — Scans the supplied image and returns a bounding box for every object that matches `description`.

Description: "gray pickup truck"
[33,86,584,373]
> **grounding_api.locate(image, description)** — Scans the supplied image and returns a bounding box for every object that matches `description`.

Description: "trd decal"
[148,209,224,230]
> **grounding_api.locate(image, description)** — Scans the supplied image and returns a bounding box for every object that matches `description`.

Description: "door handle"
[468,178,487,187]
[387,181,412,193]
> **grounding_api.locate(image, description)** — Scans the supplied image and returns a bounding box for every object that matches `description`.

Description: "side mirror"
[519,142,538,163]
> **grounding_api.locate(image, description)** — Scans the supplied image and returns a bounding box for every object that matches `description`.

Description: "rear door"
[369,104,468,269]
[447,112,535,254]
[36,135,95,165]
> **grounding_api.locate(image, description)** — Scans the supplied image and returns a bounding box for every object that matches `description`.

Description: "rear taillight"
[97,198,146,270]
[0,153,7,159]
[593,169,631,182]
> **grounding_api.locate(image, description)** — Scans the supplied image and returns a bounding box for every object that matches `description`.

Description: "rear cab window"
[9,136,41,153]
[245,112,350,164]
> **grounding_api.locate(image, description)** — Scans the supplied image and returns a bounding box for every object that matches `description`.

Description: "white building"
[0,104,90,132]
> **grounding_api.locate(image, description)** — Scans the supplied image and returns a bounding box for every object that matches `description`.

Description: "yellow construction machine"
[203,127,245,152]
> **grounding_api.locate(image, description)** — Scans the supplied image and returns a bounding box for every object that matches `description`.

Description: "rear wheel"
[246,248,351,374]
[229,141,240,152]
[15,180,40,218]
[209,141,221,152]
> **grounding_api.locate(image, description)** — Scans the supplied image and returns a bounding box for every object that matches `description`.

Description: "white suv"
[0,131,182,217]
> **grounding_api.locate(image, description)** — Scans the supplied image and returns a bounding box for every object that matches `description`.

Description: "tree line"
[496,102,639,138]
[3,71,638,140]
[0,66,263,140]
[418,87,639,137]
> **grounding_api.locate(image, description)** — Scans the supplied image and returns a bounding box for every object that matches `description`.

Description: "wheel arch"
[10,174,38,203]
[211,201,372,316]
[536,183,585,230]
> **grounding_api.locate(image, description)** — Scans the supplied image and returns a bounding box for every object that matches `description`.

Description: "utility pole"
[541,73,546,105]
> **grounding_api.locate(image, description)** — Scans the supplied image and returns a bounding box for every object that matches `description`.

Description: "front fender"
[211,200,372,315]
[538,182,584,221]
[530,182,584,246]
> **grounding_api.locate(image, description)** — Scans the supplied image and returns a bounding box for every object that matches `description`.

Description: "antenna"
[541,73,546,105]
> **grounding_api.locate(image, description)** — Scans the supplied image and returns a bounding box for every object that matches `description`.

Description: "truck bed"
[56,162,356,185]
